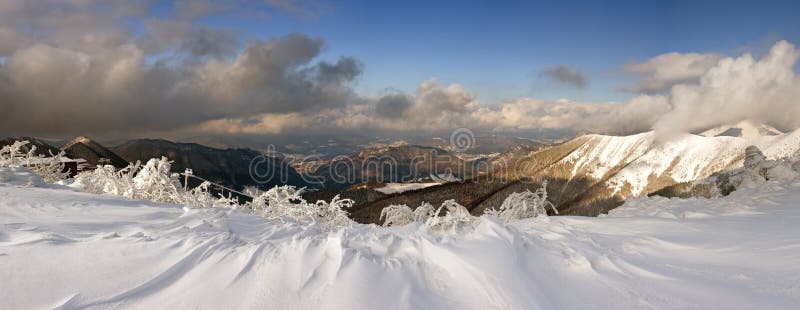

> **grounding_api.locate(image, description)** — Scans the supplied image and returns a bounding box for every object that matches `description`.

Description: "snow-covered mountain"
[499,121,800,212]
[561,129,800,196]
[698,120,783,139]
[347,121,800,221]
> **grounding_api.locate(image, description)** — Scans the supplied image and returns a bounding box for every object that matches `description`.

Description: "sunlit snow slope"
[530,123,800,197]
[1,166,799,309]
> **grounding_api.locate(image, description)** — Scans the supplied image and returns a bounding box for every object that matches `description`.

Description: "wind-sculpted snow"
[2,168,800,309]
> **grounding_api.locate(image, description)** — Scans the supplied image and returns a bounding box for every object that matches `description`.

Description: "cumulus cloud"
[375,94,412,118]
[0,1,360,137]
[48,36,792,139]
[653,40,800,139]
[0,35,361,135]
[620,52,721,93]
[293,41,798,138]
[369,80,479,130]
[473,96,669,134]
[284,80,666,135]
[540,65,588,89]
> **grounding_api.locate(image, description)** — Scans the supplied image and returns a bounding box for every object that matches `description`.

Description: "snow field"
[2,167,799,309]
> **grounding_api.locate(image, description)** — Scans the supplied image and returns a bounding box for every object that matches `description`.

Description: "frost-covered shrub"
[75,157,226,207]
[314,195,354,230]
[413,202,436,222]
[74,158,184,203]
[72,158,354,230]
[380,204,414,227]
[131,157,183,203]
[74,164,134,196]
[485,180,558,221]
[379,181,557,230]
[0,140,28,167]
[0,140,69,182]
[425,199,476,233]
[180,181,239,208]
[380,200,476,233]
[248,185,354,230]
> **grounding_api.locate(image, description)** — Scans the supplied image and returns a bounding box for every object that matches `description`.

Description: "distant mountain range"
[5,120,797,224]
[308,145,473,190]
[346,121,800,224]
[1,136,309,191]
[183,133,545,158]
[111,139,308,191]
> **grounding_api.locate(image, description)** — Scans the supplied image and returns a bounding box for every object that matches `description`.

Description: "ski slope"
[1,166,799,309]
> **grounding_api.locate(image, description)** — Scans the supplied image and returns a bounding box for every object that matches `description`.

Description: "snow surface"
[375,182,441,194]
[2,168,800,309]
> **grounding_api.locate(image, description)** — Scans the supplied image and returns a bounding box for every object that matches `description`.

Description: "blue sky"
[178,0,800,105]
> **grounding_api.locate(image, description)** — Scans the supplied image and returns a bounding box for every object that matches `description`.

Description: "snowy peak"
[699,120,783,140]
[61,136,96,149]
[60,136,128,167]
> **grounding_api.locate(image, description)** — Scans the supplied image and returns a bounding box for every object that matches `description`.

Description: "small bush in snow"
[413,202,436,222]
[380,181,557,230]
[485,180,558,221]
[75,158,186,203]
[425,199,476,233]
[0,140,69,182]
[73,158,354,230]
[381,200,476,233]
[380,204,414,227]
[248,185,354,230]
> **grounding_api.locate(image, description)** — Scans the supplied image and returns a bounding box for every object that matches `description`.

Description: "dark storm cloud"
[375,94,413,118]
[0,1,359,137]
[540,65,588,89]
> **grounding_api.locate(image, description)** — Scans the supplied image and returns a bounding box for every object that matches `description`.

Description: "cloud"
[378,80,480,130]
[620,52,721,94]
[153,37,800,139]
[1,1,798,142]
[540,65,588,89]
[264,0,327,18]
[276,41,798,138]
[653,40,800,139]
[254,80,665,136]
[478,96,669,134]
[375,94,412,118]
[0,35,361,136]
